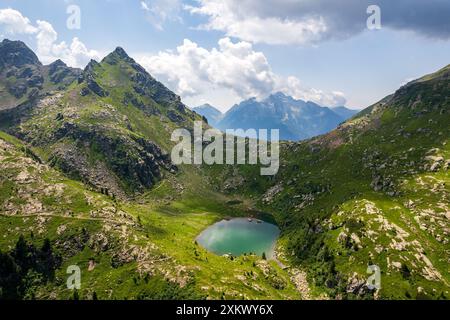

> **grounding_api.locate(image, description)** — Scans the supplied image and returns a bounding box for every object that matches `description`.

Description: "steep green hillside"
[0,45,204,198]
[0,131,302,300]
[0,41,302,300]
[227,64,450,299]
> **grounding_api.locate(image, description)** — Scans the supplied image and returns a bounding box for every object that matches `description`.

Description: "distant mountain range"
[193,93,360,140]
[192,103,223,127]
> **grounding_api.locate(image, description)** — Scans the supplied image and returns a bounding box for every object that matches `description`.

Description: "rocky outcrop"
[4,64,43,99]
[0,39,80,110]
[122,92,160,116]
[346,273,373,296]
[48,123,177,196]
[78,60,109,97]
[47,59,81,86]
[0,39,41,69]
[262,184,283,204]
[167,110,184,123]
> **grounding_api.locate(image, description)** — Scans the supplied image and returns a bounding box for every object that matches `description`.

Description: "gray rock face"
[0,39,81,110]
[346,274,371,296]
[167,110,184,123]
[47,59,82,86]
[0,39,41,69]
[86,76,109,97]
[8,68,44,98]
[1,54,43,99]
[78,60,109,97]
[46,123,177,196]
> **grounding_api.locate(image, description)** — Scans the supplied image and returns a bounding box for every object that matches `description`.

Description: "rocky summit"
[0,39,81,112]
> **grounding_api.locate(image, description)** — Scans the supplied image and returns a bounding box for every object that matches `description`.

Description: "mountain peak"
[101,46,134,66]
[269,92,288,99]
[218,92,356,140]
[0,38,41,68]
[331,106,360,119]
[83,59,100,73]
[267,92,300,104]
[112,46,130,59]
[196,103,219,111]
[193,104,223,127]
[49,59,67,67]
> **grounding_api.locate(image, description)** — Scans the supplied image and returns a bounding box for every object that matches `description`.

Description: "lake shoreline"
[196,217,280,259]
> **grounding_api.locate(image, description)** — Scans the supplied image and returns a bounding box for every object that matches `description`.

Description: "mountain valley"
[0,39,449,300]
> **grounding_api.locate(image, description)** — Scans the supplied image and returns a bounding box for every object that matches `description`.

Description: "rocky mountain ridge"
[194,93,359,140]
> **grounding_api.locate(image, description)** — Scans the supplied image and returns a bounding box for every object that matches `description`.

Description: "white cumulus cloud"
[140,0,182,30]
[34,20,99,67]
[136,37,346,108]
[0,8,100,68]
[281,76,347,107]
[0,8,37,34]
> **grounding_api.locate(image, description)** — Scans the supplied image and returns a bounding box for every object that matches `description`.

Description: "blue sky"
[1,0,450,111]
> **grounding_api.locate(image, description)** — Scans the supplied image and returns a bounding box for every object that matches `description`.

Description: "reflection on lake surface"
[196,218,280,259]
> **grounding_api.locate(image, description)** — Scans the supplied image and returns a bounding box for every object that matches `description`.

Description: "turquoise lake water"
[196,218,280,259]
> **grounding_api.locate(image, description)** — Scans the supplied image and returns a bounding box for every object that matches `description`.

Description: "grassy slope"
[0,130,301,300]
[1,44,449,300]
[224,65,450,299]
[1,50,304,299]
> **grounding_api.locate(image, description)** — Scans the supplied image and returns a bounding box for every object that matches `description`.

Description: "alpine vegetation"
[0,1,450,303]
